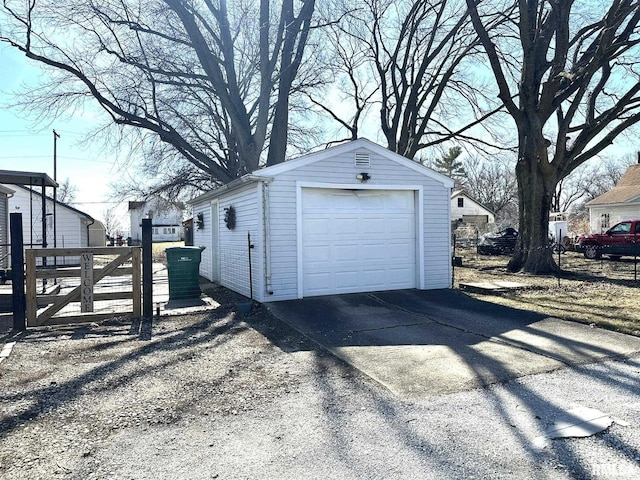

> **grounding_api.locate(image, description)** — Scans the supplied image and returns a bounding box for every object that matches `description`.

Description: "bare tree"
[102,207,123,239]
[323,0,508,159]
[1,0,317,188]
[305,2,379,143]
[463,155,518,225]
[562,154,638,213]
[55,177,77,205]
[467,0,640,273]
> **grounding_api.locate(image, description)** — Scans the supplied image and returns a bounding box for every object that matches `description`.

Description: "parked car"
[576,220,640,260]
[477,228,518,255]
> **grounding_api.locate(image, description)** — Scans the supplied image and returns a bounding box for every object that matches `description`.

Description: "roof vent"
[355,151,370,167]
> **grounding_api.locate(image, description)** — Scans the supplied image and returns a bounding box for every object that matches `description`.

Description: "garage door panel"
[335,271,360,289]
[388,268,415,285]
[302,188,416,297]
[334,218,359,235]
[361,243,389,258]
[335,244,359,262]
[389,216,414,232]
[389,242,414,259]
[304,273,332,295]
[304,244,331,262]
[362,217,388,234]
[361,269,387,287]
[304,218,331,236]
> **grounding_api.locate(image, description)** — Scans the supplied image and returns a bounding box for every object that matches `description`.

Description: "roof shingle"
[586,164,640,205]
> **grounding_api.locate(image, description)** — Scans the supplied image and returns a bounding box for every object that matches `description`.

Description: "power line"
[0,155,116,164]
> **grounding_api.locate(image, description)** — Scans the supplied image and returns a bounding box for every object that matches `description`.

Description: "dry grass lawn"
[453,247,640,337]
[152,241,184,263]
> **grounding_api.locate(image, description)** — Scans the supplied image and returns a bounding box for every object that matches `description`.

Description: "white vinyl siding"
[189,139,453,303]
[129,198,183,243]
[193,201,214,281]
[4,185,93,266]
[217,184,262,299]
[589,204,640,233]
[451,194,495,224]
[266,150,451,301]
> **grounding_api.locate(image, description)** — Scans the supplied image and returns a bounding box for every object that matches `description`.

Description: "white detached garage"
[189,139,454,303]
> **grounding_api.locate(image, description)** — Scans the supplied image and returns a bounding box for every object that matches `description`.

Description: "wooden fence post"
[10,213,26,331]
[142,219,153,319]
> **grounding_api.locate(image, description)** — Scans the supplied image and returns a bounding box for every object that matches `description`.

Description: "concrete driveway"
[266,289,640,397]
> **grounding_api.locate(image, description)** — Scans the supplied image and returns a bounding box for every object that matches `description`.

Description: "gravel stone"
[1,289,639,479]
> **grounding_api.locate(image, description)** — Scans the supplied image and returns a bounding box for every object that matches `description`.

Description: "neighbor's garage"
[301,188,416,296]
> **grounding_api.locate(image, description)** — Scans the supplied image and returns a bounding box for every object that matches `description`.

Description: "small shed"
[451,188,496,225]
[586,163,640,232]
[190,139,454,303]
[88,220,107,247]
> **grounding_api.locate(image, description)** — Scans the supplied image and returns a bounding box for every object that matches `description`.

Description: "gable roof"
[8,184,94,221]
[258,138,454,185]
[190,138,454,204]
[586,164,640,206]
[451,188,496,216]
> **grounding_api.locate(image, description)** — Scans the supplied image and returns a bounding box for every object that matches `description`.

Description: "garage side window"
[457,198,464,208]
[600,213,610,230]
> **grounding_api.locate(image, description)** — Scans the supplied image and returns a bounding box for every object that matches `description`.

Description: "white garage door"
[302,188,416,297]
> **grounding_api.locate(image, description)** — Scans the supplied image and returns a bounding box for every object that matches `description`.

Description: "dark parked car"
[477,228,518,255]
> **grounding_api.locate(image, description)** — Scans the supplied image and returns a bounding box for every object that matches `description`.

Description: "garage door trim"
[296,182,425,298]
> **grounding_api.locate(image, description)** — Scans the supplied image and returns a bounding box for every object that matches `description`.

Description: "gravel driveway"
[1,287,639,479]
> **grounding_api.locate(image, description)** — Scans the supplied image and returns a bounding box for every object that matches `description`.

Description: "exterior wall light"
[356,172,371,183]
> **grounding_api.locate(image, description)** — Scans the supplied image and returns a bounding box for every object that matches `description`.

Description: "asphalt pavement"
[266,289,640,397]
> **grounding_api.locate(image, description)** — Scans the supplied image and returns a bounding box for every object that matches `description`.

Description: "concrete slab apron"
[266,291,640,398]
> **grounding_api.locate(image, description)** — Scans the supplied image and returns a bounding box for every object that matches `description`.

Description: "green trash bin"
[165,246,205,300]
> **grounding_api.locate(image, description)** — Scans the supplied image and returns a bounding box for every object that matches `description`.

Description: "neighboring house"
[129,198,185,243]
[0,185,15,268]
[189,138,454,303]
[450,188,496,226]
[3,183,95,265]
[586,163,640,233]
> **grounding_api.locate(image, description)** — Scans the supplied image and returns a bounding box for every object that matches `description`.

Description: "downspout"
[86,217,95,247]
[262,181,273,295]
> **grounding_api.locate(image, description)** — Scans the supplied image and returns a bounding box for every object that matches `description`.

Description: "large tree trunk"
[508,150,559,274]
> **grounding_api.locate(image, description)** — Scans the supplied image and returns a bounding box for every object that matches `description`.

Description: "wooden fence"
[25,247,141,327]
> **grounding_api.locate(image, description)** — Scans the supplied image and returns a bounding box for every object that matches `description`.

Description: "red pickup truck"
[576,219,640,259]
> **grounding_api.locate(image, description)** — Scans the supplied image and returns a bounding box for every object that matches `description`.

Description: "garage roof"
[189,138,454,204]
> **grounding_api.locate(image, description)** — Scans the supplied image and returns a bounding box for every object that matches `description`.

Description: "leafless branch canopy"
[1,0,317,187]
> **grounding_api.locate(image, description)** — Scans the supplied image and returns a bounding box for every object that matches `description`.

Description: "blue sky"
[0,44,126,225]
